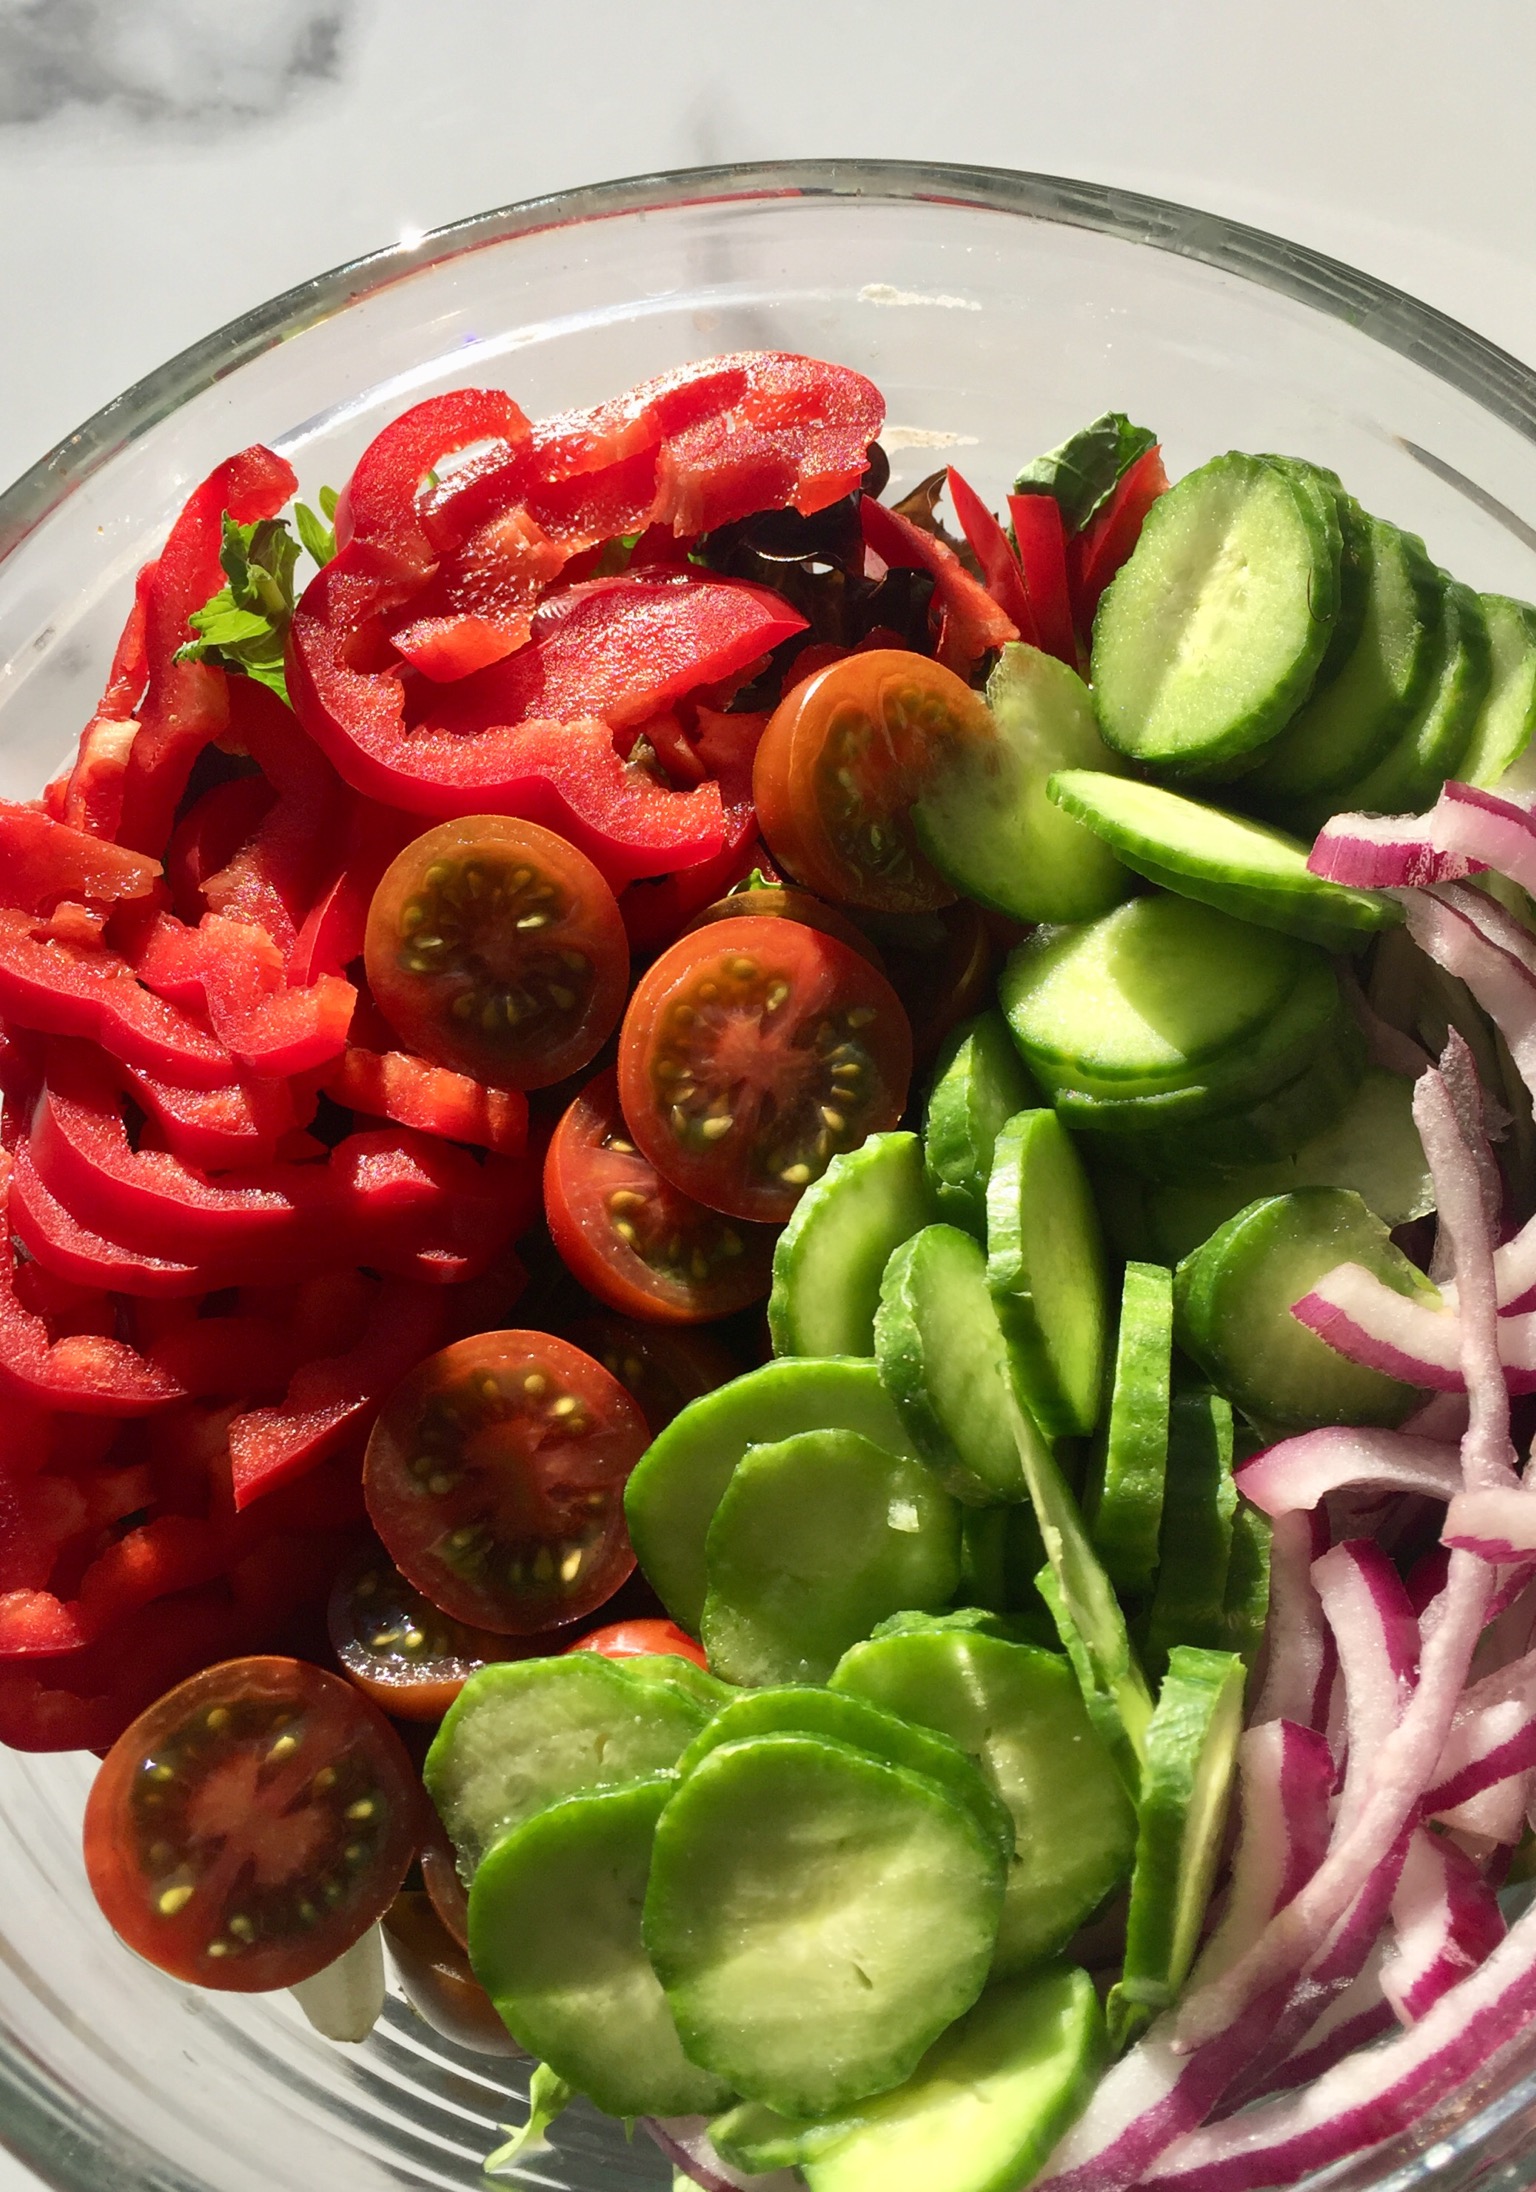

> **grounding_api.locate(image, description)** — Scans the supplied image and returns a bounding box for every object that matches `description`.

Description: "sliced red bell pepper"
[131,911,355,1077]
[0,1516,235,1657]
[615,704,771,949]
[946,469,1040,646]
[1070,443,1170,629]
[0,803,160,912]
[287,797,416,984]
[121,1060,302,1170]
[145,1314,299,1400]
[859,496,1017,672]
[196,677,343,955]
[392,504,569,681]
[166,776,276,920]
[9,1141,210,1297]
[653,351,885,531]
[1007,493,1079,668]
[322,1046,529,1158]
[0,907,232,1087]
[336,389,532,569]
[57,565,154,838]
[229,1277,450,1508]
[117,445,298,856]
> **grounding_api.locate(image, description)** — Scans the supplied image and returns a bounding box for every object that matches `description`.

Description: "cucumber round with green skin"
[1241,517,1443,803]
[711,2096,871,2176]
[925,1012,1040,1241]
[1173,1187,1432,1431]
[986,1110,1109,1438]
[767,1132,933,1358]
[643,1732,1006,2116]
[424,1653,709,1878]
[999,896,1322,1099]
[958,1506,1059,1644]
[1106,1647,1246,2051]
[1142,1389,1237,1680]
[911,643,1134,922]
[1464,594,1536,788]
[1090,451,1341,776]
[875,1223,1047,1503]
[700,1429,961,1687]
[1085,1262,1174,1597]
[624,1357,917,1634]
[1045,771,1398,948]
[1221,1501,1273,1672]
[799,1965,1106,2192]
[831,1625,1137,1972]
[673,1685,1015,1861]
[1257,461,1370,687]
[468,1777,731,2116]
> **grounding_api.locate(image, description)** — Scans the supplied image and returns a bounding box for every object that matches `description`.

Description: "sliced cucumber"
[1046,771,1397,948]
[643,1732,1005,2116]
[1173,1187,1433,1431]
[987,1109,1110,1437]
[712,2096,870,2175]
[767,1132,933,1358]
[831,1624,1136,1974]
[468,1777,729,2116]
[1085,1262,1174,1597]
[999,895,1320,1099]
[959,1507,1060,1647]
[912,642,1133,921]
[875,1223,1044,1503]
[1242,516,1443,803]
[673,1685,1014,1861]
[1258,461,1369,685]
[1091,451,1340,775]
[1465,594,1536,788]
[623,1653,738,1715]
[800,1966,1106,2192]
[1221,1501,1273,1672]
[1142,1389,1237,1679]
[925,1011,1040,1241]
[624,1357,916,1634]
[424,1654,708,1878]
[700,1429,961,1686]
[1107,1647,1246,2050]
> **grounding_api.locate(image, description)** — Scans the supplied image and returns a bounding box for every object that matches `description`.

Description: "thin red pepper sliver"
[1070,443,1171,630]
[859,495,1017,671]
[0,804,161,913]
[0,908,233,1088]
[322,1047,529,1159]
[1007,492,1079,667]
[946,468,1040,645]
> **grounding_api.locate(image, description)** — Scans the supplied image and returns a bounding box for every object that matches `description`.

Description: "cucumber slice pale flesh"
[1257,461,1370,685]
[1085,1261,1174,1598]
[624,1356,916,1634]
[468,1776,731,2116]
[1107,1647,1246,2051]
[1045,770,1398,949]
[1142,1389,1237,1680]
[1465,594,1536,789]
[831,1624,1136,1973]
[767,1131,933,1358]
[424,1654,708,1878]
[700,1428,961,1686]
[925,1011,1040,1241]
[912,642,1134,922]
[987,1109,1110,1438]
[1090,450,1341,776]
[643,1732,1006,2117]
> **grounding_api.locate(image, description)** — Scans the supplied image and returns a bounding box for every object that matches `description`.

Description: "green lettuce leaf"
[1012,412,1157,534]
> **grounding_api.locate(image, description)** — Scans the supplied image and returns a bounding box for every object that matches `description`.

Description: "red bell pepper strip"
[0,907,232,1086]
[945,469,1040,646]
[166,776,276,919]
[287,798,416,985]
[0,1517,236,1657]
[57,565,154,838]
[651,351,886,531]
[1007,493,1078,668]
[146,1314,299,1400]
[8,1140,211,1298]
[1070,442,1170,630]
[0,803,160,912]
[228,1278,450,1508]
[117,445,298,856]
[321,1047,529,1158]
[196,677,343,955]
[859,496,1017,671]
[616,704,771,950]
[131,912,355,1077]
[120,1060,302,1171]
[336,389,532,569]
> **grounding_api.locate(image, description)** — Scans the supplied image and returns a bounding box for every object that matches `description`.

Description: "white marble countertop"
[1,3,1535,2185]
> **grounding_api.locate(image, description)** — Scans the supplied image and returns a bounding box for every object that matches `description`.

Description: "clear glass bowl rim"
[5,155,1536,2192]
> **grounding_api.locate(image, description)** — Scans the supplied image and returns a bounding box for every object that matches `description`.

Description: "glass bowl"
[5,159,1536,2192]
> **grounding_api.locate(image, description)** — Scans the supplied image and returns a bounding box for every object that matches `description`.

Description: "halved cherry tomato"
[82,1655,420,1991]
[616,915,911,1222]
[685,882,885,968]
[544,1069,776,1324]
[419,1814,471,1945]
[383,1889,520,2054]
[365,815,628,1092]
[752,649,994,911]
[851,899,994,1066]
[563,1313,739,1436]
[327,1543,530,1721]
[568,1617,710,1670]
[363,1331,647,1634]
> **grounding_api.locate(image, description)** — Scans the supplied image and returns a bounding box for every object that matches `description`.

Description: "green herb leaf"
[1012,412,1158,534]
[728,867,778,895]
[294,498,337,568]
[483,2063,573,2177]
[318,483,340,522]
[175,491,337,704]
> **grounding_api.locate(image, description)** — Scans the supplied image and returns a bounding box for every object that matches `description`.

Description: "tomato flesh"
[545,1068,777,1324]
[753,648,995,911]
[851,898,994,1066]
[568,1617,710,1670]
[82,1656,420,1991]
[363,1331,648,1634]
[384,1888,520,2054]
[685,882,885,968]
[616,914,912,1222]
[364,815,628,1091]
[327,1544,538,1721]
[563,1313,739,1436]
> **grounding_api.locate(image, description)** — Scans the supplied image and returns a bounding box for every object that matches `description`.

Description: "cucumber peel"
[768,1131,933,1358]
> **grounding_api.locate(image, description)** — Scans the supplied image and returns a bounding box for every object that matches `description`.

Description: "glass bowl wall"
[4,160,1536,2192]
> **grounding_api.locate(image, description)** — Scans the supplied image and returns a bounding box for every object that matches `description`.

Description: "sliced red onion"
[1444,1487,1536,1561]
[1252,1510,1333,1730]
[1236,1428,1462,1517]
[1380,1826,1506,2023]
[1253,1947,1394,2097]
[1432,780,1536,894]
[1427,1644,1536,1815]
[1314,1541,1419,1835]
[1291,1263,1465,1388]
[1337,959,1435,1079]
[1140,1879,1536,2192]
[1193,1721,1335,1990]
[1436,1766,1534,1844]
[1401,885,1536,1104]
[643,2117,799,2192]
[1406,1390,1471,1441]
[1307,809,1474,890]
